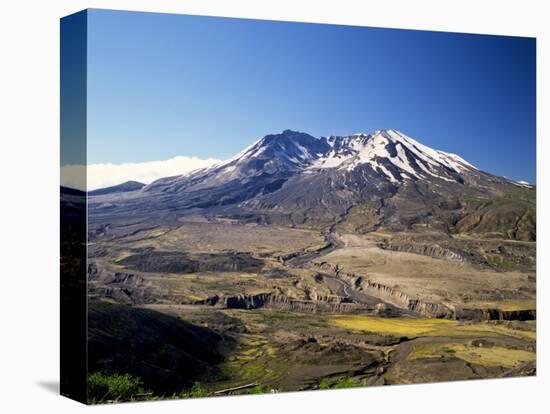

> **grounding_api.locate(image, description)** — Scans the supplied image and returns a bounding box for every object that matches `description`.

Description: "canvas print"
[60,9,536,404]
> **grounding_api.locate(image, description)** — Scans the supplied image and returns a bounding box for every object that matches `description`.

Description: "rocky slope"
[88,301,231,393]
[89,180,145,196]
[89,129,535,241]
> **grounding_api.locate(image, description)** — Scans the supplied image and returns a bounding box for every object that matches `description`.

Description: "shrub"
[319,378,332,390]
[319,376,363,390]
[181,382,210,398]
[88,372,145,403]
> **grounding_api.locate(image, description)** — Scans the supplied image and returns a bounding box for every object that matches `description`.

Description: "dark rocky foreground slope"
[88,301,233,394]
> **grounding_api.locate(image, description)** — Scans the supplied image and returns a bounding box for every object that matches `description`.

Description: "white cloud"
[61,156,221,191]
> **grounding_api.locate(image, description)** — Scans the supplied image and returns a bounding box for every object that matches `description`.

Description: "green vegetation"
[88,372,147,403]
[408,343,535,368]
[319,376,363,390]
[220,333,287,386]
[328,315,536,340]
[484,255,519,269]
[239,385,276,395]
[87,189,536,395]
[472,299,536,311]
[459,195,491,211]
[179,382,275,398]
[329,315,454,337]
[180,382,210,399]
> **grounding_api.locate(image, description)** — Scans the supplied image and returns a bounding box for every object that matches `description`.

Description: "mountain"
[90,129,535,241]
[89,181,145,196]
[311,129,476,180]
[141,130,330,205]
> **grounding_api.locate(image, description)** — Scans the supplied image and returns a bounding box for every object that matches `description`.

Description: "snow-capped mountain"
[310,129,476,183]
[144,129,477,195]
[223,129,331,171]
[92,129,535,241]
[143,130,329,195]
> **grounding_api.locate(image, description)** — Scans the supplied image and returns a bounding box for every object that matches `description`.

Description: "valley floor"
[85,217,536,402]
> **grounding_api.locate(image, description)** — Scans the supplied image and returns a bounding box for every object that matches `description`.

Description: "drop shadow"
[37,381,60,395]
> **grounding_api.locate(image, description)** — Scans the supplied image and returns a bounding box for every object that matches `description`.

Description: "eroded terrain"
[87,215,536,401]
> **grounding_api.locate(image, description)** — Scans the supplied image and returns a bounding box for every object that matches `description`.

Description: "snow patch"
[511,180,533,188]
[373,161,399,183]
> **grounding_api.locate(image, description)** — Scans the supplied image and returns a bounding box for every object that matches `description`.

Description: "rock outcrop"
[458,308,536,321]
[378,240,466,262]
[311,261,534,320]
[117,249,264,274]
[197,292,368,314]
[87,263,165,305]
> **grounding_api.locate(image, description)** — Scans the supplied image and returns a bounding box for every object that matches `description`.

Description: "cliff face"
[346,274,455,318]
[311,261,451,318]
[378,240,465,262]
[196,289,535,321]
[312,262,535,321]
[197,292,369,314]
[87,263,170,305]
[459,308,536,321]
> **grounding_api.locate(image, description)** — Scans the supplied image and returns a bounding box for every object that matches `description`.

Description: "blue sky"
[87,9,536,183]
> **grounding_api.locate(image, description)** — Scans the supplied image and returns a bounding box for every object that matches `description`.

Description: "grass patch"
[329,315,454,337]
[471,300,536,312]
[409,343,535,368]
[220,334,287,385]
[328,316,536,341]
[435,323,536,341]
[180,382,210,399]
[257,310,302,325]
[319,376,363,390]
[484,256,519,269]
[238,385,276,395]
[88,372,147,403]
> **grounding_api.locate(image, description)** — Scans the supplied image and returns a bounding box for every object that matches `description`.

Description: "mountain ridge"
[90,129,535,241]
[143,129,531,192]
[89,180,145,196]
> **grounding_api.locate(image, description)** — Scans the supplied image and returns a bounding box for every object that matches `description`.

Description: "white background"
[0,0,547,412]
